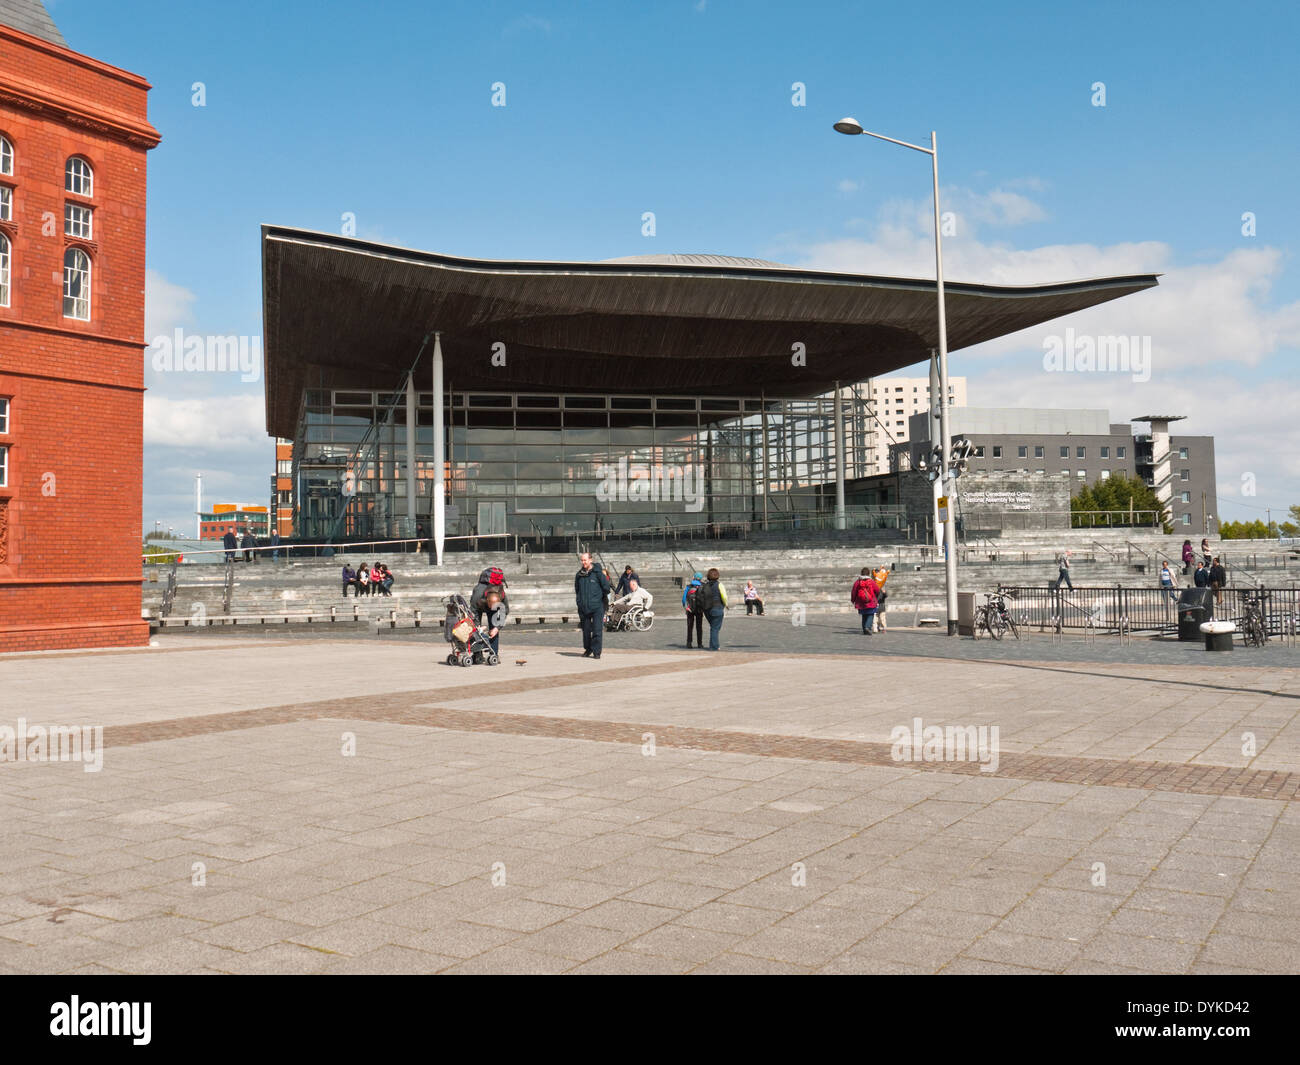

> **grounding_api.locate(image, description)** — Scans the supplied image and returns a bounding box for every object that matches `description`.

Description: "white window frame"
[65,202,93,240]
[0,232,9,308]
[0,135,11,176]
[0,444,7,488]
[66,156,93,196]
[0,185,10,223]
[63,247,91,320]
[0,397,8,433]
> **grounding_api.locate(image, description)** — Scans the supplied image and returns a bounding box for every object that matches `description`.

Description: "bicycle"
[1242,593,1268,647]
[975,592,1019,640]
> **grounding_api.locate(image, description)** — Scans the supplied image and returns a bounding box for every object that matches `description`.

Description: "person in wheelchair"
[606,579,653,630]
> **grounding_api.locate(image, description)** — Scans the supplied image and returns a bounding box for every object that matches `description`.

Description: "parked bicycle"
[975,591,1020,641]
[1242,593,1268,647]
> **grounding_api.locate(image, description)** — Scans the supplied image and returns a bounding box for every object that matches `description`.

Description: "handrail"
[140,532,523,564]
[1091,539,1121,562]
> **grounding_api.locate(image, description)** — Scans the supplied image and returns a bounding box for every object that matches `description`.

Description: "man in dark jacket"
[575,552,611,659]
[615,565,639,597]
[222,529,237,563]
[1209,557,1227,605]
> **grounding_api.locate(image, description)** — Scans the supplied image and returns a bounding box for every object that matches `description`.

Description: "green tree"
[1071,474,1167,530]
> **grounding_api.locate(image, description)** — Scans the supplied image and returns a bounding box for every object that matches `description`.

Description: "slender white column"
[833,383,846,530]
[432,333,445,566]
[405,370,417,534]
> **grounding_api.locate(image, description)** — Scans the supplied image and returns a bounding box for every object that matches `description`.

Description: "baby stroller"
[443,594,499,666]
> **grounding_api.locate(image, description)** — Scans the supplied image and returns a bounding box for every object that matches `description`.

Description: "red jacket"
[851,577,879,610]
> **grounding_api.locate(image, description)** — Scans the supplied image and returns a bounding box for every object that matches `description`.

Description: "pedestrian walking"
[1160,561,1179,603]
[743,580,764,616]
[575,552,611,659]
[1052,550,1073,590]
[682,571,705,648]
[698,568,728,651]
[1181,539,1194,575]
[851,567,880,634]
[872,565,890,632]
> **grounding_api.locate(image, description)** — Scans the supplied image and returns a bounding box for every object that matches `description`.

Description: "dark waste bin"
[1177,587,1215,641]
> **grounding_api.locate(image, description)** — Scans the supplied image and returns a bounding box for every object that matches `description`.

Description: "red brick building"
[0,1,160,650]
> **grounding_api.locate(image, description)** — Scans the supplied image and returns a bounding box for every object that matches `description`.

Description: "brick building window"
[0,135,11,175]
[65,203,93,240]
[0,444,7,487]
[63,247,91,320]
[0,186,10,223]
[0,397,8,433]
[0,233,9,307]
[65,156,93,197]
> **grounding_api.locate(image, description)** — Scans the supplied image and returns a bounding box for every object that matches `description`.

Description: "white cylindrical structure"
[432,333,445,566]
[931,131,959,636]
[833,382,846,531]
[405,369,417,534]
[195,473,202,539]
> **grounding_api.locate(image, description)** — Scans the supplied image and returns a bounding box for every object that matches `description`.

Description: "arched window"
[65,156,93,196]
[0,233,9,308]
[0,136,12,176]
[63,247,90,320]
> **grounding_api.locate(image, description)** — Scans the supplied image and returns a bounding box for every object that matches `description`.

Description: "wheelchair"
[605,603,654,632]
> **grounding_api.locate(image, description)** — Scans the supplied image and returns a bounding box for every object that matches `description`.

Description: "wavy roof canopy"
[261,226,1159,438]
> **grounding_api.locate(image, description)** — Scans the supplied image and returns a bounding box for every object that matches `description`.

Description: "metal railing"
[160,560,178,618]
[997,583,1300,636]
[221,558,235,615]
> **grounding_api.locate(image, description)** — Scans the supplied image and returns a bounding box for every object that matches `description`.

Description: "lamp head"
[833,116,864,136]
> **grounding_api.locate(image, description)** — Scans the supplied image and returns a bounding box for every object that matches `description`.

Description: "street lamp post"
[834,117,960,635]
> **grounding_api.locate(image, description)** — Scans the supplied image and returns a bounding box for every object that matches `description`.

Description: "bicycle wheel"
[985,607,1005,640]
[973,607,986,639]
[1004,613,1020,640]
[1246,614,1266,646]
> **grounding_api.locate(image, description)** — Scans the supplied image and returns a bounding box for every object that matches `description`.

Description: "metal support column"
[833,382,846,531]
[432,333,446,566]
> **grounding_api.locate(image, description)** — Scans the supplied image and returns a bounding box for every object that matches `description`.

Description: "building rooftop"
[0,0,65,46]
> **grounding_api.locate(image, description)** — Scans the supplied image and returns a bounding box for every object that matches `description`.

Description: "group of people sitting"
[341,562,395,597]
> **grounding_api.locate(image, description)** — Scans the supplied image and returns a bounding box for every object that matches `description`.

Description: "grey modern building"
[895,407,1218,533]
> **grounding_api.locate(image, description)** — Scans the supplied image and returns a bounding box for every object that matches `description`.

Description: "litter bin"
[1177,587,1215,641]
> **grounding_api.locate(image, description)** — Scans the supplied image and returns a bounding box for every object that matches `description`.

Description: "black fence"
[995,584,1300,636]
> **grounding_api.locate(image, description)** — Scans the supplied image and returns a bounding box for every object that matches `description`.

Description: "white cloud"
[144,269,196,341]
[144,393,266,452]
[837,179,860,194]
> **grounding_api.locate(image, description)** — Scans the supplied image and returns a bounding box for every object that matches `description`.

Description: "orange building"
[272,438,292,537]
[0,1,160,650]
[198,504,270,541]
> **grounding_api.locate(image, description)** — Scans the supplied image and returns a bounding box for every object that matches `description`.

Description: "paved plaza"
[1,627,1298,974]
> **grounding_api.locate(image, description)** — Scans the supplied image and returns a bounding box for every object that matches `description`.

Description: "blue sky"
[42,0,1300,533]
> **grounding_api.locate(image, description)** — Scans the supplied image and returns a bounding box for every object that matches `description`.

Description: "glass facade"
[290,390,868,540]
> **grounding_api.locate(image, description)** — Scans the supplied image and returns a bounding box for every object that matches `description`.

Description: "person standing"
[682,572,705,648]
[575,552,611,659]
[478,587,507,657]
[743,580,764,616]
[615,565,639,598]
[699,568,728,651]
[242,531,256,564]
[222,529,237,564]
[851,567,880,635]
[1193,561,1208,587]
[1201,538,1211,568]
[270,530,281,562]
[1209,556,1227,606]
[1181,539,1194,576]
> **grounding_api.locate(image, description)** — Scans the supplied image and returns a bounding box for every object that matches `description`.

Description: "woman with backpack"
[851,567,880,635]
[682,572,705,648]
[698,568,728,651]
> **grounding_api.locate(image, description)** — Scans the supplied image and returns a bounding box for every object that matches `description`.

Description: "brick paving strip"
[82,651,1300,803]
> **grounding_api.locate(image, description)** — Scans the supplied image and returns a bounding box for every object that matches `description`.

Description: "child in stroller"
[443,594,500,666]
